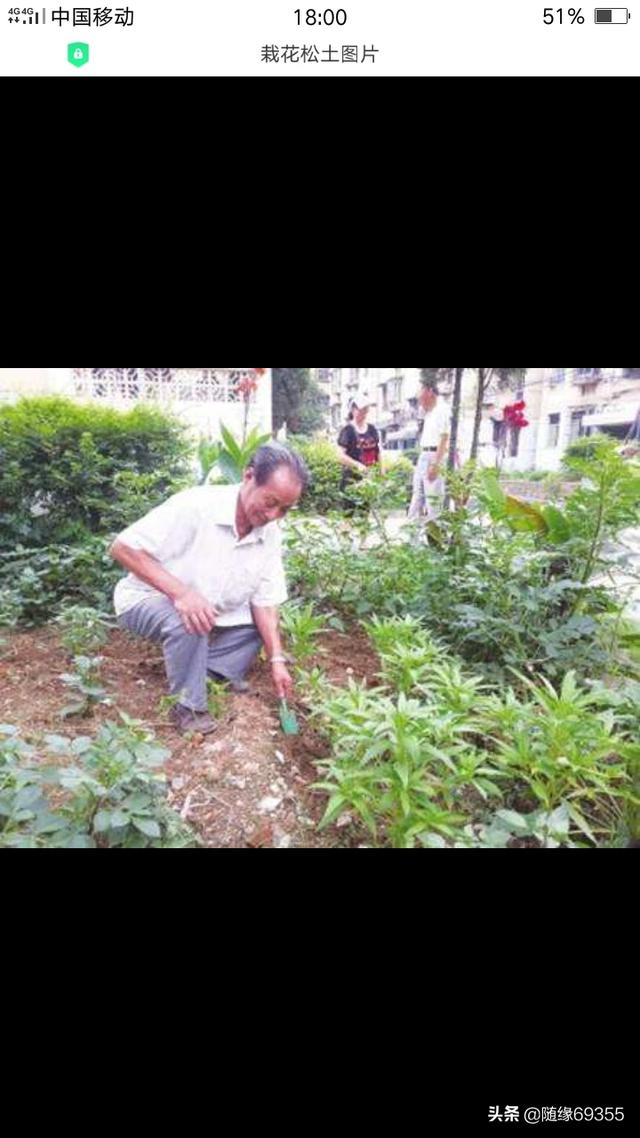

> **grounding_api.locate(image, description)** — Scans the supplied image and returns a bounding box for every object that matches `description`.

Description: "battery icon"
[594,8,630,20]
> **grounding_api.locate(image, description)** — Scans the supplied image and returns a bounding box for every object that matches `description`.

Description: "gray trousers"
[408,451,445,522]
[118,595,262,712]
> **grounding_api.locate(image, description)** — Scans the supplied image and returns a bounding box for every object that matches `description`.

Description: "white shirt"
[479,416,497,446]
[113,484,287,626]
[419,401,450,449]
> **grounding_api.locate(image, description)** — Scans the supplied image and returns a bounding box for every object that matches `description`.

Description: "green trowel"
[278,698,299,735]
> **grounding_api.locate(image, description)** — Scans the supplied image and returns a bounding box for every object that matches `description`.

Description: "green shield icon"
[68,42,89,68]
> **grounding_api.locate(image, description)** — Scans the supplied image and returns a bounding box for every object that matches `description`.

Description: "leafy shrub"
[0,397,192,546]
[291,439,345,514]
[0,540,121,626]
[307,621,637,848]
[0,716,198,849]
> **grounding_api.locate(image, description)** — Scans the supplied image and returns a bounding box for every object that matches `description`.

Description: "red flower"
[234,369,264,400]
[503,402,529,429]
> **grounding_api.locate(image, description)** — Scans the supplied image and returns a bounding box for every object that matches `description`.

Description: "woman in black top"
[337,394,381,513]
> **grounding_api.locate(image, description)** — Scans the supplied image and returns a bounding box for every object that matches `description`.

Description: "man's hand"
[174,588,218,635]
[271,661,294,699]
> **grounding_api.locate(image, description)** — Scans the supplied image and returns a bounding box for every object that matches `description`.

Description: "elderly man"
[109,443,309,735]
[408,382,450,522]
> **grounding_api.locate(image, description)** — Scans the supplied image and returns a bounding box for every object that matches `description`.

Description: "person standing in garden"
[408,382,450,522]
[109,443,309,735]
[336,393,381,514]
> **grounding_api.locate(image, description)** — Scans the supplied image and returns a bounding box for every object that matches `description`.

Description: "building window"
[569,411,585,442]
[574,368,602,390]
[550,369,566,385]
[388,378,403,405]
[548,413,561,448]
[492,418,504,447]
[569,407,595,442]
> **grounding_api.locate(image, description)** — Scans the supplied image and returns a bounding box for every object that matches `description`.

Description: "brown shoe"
[169,704,217,736]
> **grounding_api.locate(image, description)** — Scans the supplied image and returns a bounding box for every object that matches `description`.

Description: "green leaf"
[43,734,72,754]
[479,825,512,848]
[133,816,162,839]
[34,812,69,835]
[418,832,448,848]
[219,423,242,462]
[540,504,571,544]
[110,810,130,829]
[565,801,597,845]
[318,794,347,829]
[494,809,532,835]
[71,736,93,755]
[94,811,112,833]
[66,833,97,848]
[124,792,153,812]
[14,785,43,809]
[505,496,548,534]
[217,453,242,484]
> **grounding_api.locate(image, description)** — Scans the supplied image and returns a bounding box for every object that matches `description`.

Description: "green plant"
[0,539,123,626]
[295,665,334,709]
[561,437,640,585]
[198,438,222,483]
[0,726,50,848]
[285,515,435,620]
[0,588,22,630]
[311,680,482,848]
[203,423,272,484]
[59,656,110,718]
[344,465,413,540]
[56,714,197,846]
[158,692,181,718]
[206,679,230,719]
[3,717,197,848]
[0,396,192,548]
[56,604,112,656]
[1,715,198,848]
[479,671,637,845]
[447,804,578,849]
[375,637,444,696]
[288,438,345,514]
[280,601,328,664]
[303,610,638,848]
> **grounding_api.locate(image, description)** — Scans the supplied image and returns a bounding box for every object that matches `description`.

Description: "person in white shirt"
[408,383,450,522]
[109,443,309,736]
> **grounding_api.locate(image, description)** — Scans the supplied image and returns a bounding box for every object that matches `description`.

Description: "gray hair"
[248,443,310,493]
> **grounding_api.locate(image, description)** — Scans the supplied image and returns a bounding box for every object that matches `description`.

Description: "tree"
[296,384,329,435]
[272,368,326,436]
[469,368,527,461]
[446,369,464,472]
